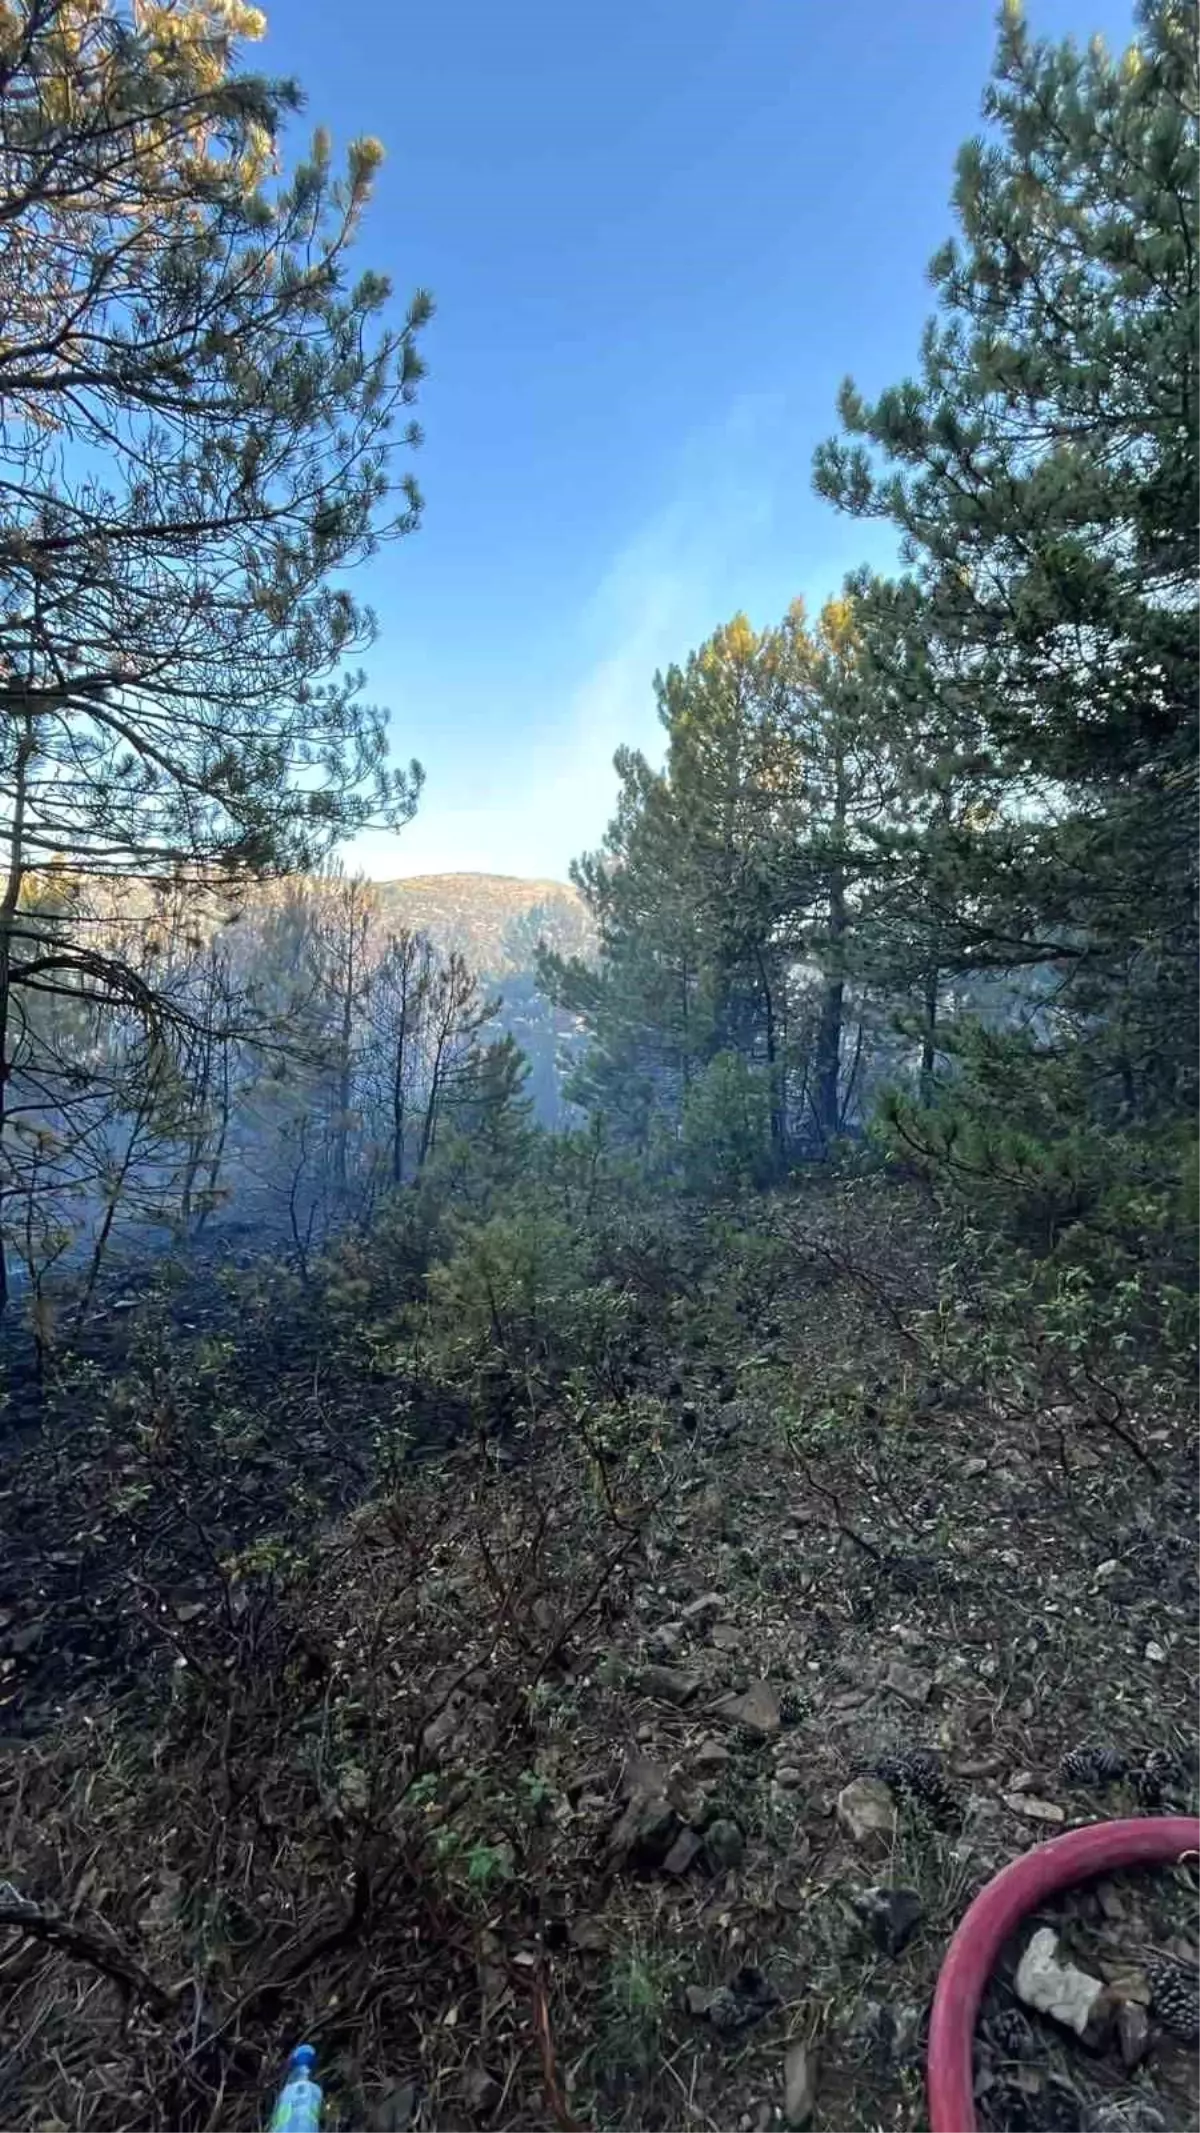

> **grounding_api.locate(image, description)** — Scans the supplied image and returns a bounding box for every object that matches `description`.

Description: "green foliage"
[542,601,895,1164]
[813,0,1197,1277]
[420,1206,635,1413]
[680,1050,774,1195]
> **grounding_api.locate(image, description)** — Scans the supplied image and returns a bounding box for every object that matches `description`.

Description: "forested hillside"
[0,4,1195,2133]
[375,875,592,976]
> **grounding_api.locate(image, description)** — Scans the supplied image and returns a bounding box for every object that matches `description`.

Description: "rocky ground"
[0,1187,1196,2131]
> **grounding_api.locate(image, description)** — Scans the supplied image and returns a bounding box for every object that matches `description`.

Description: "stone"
[607,1792,681,1872]
[692,1737,731,1770]
[710,1623,742,1651]
[774,1764,803,1789]
[851,1885,923,1956]
[847,1998,905,2069]
[1094,2106,1168,2133]
[962,1457,989,1479]
[662,1827,703,1876]
[1095,1879,1126,1923]
[682,1591,724,1624]
[836,1777,897,1854]
[884,1660,933,1706]
[1144,1641,1167,1663]
[648,1624,685,1661]
[462,2066,501,2119]
[619,1754,667,1800]
[1003,1793,1066,1823]
[685,1983,715,2018]
[1015,1927,1110,2041]
[567,1915,607,1952]
[704,1967,780,2037]
[783,2040,817,2127]
[370,2080,421,2131]
[1117,2000,1151,2069]
[422,1690,471,1757]
[638,1664,702,1706]
[712,1681,782,1736]
[1099,1963,1151,2006]
[704,1817,746,1871]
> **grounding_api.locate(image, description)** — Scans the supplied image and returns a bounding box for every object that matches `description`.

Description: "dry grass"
[0,1184,1196,2131]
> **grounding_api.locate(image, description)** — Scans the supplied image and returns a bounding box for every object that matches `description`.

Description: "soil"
[0,1186,1195,2132]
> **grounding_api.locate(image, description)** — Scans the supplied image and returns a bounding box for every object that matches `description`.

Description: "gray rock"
[567,1914,607,1952]
[369,2080,421,2131]
[705,1967,780,2037]
[774,1764,804,1789]
[648,1623,685,1661]
[710,1622,742,1651]
[638,1664,702,1706]
[783,2041,817,2128]
[712,1680,782,1736]
[1117,1999,1151,2069]
[704,1817,746,1871]
[884,1660,933,1706]
[682,1591,724,1624]
[422,1690,471,1756]
[835,1777,897,1854]
[692,1737,731,1770]
[847,1998,900,2069]
[851,1884,923,1956]
[1015,1927,1109,2040]
[662,1827,703,1876]
[619,1753,667,1800]
[462,2065,501,2119]
[607,1792,681,1871]
[685,1983,714,2018]
[1003,1792,1066,1823]
[1094,2106,1168,2133]
[1095,1879,1127,1922]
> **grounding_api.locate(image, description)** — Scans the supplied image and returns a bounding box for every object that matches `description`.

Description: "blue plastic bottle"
[269,2044,322,2133]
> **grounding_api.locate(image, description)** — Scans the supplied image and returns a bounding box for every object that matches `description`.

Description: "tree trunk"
[0,714,37,1315]
[813,745,847,1147]
[391,987,409,1184]
[919,959,940,1106]
[417,1029,446,1173]
[756,946,785,1166]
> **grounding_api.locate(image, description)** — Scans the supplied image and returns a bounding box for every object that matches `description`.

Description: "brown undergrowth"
[0,1180,1196,2132]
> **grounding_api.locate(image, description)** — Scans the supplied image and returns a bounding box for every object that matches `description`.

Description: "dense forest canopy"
[0,0,1193,1320]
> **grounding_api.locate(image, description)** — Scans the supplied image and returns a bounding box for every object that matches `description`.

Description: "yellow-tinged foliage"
[18,0,278,205]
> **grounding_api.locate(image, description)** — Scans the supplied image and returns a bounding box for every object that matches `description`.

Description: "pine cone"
[1059,1741,1127,1787]
[873,1747,955,1819]
[1146,1955,1200,2042]
[1132,1745,1175,1808]
[1147,1956,1198,2039]
[981,2004,1038,2060]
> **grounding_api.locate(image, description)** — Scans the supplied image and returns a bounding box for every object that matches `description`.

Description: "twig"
[0,1903,178,2019]
[793,1458,885,1563]
[532,1972,583,2132]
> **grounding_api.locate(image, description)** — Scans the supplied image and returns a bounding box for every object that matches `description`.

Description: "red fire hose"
[927,1815,1200,2133]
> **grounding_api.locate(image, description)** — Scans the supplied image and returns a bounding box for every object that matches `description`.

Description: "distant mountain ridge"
[372,872,591,976]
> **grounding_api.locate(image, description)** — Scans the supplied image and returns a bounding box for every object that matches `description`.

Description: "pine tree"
[545,602,901,1164]
[0,0,431,1301]
[814,0,1198,1125]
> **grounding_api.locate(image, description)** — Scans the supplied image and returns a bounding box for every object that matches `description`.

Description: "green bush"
[681,1052,773,1196]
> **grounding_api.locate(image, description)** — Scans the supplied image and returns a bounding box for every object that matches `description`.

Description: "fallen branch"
[0,1902,178,2019]
[532,1972,582,2132]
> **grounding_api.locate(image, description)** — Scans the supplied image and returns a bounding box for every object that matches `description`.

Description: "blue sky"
[260,0,1138,885]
